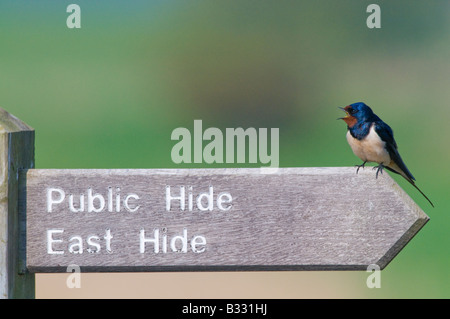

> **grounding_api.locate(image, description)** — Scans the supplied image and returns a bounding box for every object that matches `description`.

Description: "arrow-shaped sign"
[23,167,429,272]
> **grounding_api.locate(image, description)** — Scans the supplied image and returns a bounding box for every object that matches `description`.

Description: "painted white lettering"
[170,228,188,253]
[166,185,185,211]
[47,229,64,254]
[47,188,65,212]
[139,228,206,254]
[47,229,113,254]
[166,186,233,212]
[86,235,101,253]
[191,235,207,253]
[196,186,214,211]
[68,235,83,254]
[104,229,113,253]
[46,187,141,213]
[140,228,159,253]
[217,192,233,211]
[124,194,140,212]
[87,188,105,213]
[69,193,84,212]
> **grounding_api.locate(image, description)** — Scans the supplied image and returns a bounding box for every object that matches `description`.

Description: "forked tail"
[409,180,434,208]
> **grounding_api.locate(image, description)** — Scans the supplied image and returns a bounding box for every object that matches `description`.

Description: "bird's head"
[338,102,374,127]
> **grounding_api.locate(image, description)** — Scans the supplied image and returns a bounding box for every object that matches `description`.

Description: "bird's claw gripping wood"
[373,164,384,179]
[355,161,367,174]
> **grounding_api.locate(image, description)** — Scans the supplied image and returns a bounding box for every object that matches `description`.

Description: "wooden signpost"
[24,167,429,273]
[0,107,430,298]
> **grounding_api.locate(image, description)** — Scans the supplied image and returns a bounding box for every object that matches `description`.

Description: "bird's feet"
[372,164,385,179]
[355,161,367,174]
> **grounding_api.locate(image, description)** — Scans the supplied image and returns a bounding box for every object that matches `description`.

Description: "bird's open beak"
[337,106,350,120]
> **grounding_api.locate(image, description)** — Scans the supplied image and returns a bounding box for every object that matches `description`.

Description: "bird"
[338,102,434,207]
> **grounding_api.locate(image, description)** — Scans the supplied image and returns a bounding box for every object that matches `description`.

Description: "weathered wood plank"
[24,167,429,272]
[0,107,35,298]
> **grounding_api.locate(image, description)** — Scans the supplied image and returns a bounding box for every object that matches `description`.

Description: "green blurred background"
[1,0,449,298]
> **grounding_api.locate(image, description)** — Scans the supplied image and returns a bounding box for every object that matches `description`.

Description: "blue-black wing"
[373,119,433,207]
[373,120,415,181]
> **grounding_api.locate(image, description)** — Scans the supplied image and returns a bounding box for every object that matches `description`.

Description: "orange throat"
[342,116,357,128]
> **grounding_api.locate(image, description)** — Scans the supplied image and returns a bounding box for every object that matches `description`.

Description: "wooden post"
[0,107,35,298]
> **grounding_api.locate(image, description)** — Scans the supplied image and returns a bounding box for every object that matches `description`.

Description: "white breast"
[346,124,391,165]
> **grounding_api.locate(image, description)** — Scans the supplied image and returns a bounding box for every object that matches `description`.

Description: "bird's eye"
[349,108,357,115]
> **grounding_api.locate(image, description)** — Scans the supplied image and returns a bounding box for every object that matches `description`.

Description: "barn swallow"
[338,102,434,207]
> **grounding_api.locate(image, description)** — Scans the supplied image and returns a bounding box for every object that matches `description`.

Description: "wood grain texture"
[24,167,429,272]
[0,107,35,298]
